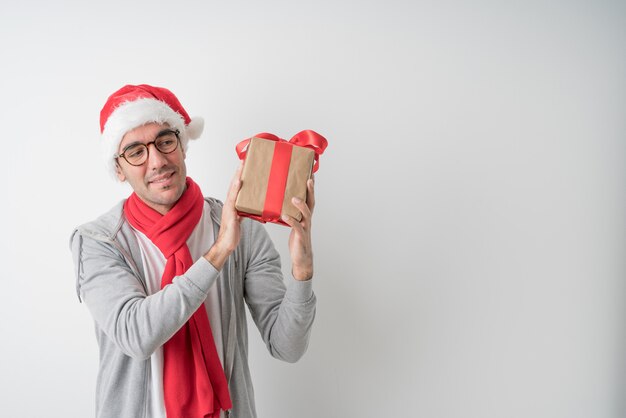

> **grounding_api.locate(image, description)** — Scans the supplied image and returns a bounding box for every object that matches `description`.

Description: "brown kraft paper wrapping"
[235,137,315,222]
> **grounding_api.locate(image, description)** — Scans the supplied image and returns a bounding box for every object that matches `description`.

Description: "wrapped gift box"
[235,131,327,225]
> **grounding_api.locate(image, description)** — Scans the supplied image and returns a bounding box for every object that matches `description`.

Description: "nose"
[146,142,168,169]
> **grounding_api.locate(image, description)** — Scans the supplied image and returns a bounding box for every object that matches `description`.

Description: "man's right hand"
[204,163,243,270]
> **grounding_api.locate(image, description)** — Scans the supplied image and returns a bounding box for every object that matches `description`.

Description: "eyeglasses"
[115,129,180,166]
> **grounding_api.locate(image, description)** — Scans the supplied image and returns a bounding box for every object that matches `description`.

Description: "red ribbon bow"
[236,130,328,173]
[235,130,328,225]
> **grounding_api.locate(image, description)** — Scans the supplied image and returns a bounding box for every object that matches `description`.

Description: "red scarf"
[124,177,232,418]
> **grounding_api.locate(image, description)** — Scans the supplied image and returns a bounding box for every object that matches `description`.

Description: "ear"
[115,161,126,182]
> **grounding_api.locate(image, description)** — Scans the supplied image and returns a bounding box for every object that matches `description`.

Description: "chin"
[156,188,183,204]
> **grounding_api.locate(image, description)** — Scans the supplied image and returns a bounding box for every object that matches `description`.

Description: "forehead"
[119,122,170,151]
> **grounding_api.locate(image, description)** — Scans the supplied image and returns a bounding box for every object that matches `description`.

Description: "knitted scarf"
[124,177,232,418]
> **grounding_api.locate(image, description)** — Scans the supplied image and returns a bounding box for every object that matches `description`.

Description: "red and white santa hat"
[100,84,204,178]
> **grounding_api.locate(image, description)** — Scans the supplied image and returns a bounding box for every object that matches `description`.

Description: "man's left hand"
[281,177,316,281]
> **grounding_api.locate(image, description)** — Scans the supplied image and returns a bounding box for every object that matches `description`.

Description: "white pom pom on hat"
[99,84,204,178]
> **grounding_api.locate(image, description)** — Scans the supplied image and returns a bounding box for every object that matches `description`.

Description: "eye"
[157,134,178,151]
[159,139,176,147]
[126,146,146,159]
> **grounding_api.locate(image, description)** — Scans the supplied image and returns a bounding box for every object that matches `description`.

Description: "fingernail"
[282,214,289,222]
[292,197,302,204]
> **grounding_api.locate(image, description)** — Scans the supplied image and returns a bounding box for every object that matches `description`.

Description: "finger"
[225,162,244,206]
[291,197,311,226]
[306,178,315,214]
[282,214,305,235]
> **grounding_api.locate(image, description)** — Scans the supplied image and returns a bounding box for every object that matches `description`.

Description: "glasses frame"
[115,129,181,166]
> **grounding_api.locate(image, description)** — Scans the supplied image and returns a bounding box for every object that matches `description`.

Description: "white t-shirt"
[131,202,224,418]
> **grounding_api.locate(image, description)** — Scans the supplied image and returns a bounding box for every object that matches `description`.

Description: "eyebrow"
[121,129,175,150]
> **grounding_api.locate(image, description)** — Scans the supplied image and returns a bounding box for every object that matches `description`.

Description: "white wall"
[0,1,624,417]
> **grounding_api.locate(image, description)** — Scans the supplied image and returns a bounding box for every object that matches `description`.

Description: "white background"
[0,1,624,417]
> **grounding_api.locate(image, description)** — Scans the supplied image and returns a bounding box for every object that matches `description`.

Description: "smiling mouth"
[149,171,175,185]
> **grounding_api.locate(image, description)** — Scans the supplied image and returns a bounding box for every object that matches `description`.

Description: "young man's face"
[115,122,187,214]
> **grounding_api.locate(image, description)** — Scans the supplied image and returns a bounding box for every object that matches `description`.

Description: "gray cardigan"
[70,197,316,418]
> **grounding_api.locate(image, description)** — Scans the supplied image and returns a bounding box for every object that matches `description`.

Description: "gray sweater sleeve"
[242,220,317,363]
[71,231,219,360]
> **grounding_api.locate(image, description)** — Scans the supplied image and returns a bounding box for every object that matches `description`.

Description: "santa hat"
[100,84,204,178]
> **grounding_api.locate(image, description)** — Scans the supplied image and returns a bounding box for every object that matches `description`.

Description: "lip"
[148,171,175,186]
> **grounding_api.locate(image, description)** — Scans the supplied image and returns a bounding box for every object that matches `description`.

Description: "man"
[70,84,317,418]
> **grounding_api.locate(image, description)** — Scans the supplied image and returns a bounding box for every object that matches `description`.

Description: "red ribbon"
[235,130,328,225]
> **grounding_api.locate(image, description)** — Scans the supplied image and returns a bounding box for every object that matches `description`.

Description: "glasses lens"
[155,132,179,154]
[124,144,148,166]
